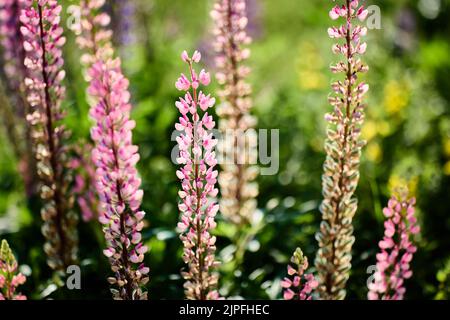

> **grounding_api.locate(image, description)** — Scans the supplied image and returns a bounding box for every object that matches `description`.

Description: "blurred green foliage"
[0,0,449,299]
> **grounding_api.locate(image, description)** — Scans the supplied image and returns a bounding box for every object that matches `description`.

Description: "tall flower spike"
[20,0,78,271]
[72,0,149,300]
[0,0,38,196]
[0,240,27,300]
[67,0,109,224]
[88,60,149,300]
[70,0,113,69]
[368,188,420,300]
[315,0,369,300]
[0,0,26,94]
[211,0,258,226]
[282,248,318,300]
[175,50,221,300]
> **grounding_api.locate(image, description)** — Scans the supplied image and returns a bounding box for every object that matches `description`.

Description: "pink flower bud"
[181,50,189,62]
[329,6,341,20]
[103,247,115,258]
[175,74,191,91]
[358,42,367,54]
[192,50,201,63]
[283,289,295,300]
[357,7,369,21]
[199,69,211,86]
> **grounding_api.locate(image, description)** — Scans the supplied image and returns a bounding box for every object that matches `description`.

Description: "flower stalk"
[314,0,369,300]
[0,240,27,300]
[175,50,220,300]
[282,248,318,300]
[211,0,258,226]
[20,0,78,271]
[0,0,25,152]
[0,0,38,196]
[88,59,149,300]
[368,188,420,300]
[71,0,113,69]
[72,0,149,299]
[0,0,27,111]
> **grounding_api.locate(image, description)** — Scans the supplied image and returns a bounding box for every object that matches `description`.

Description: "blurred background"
[0,0,449,299]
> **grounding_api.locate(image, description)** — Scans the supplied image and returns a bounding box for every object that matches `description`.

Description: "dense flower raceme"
[314,0,369,300]
[368,189,420,300]
[71,0,149,299]
[175,50,221,300]
[211,0,258,226]
[0,0,26,92]
[20,0,78,271]
[0,240,27,300]
[70,0,148,298]
[88,59,149,300]
[70,0,113,69]
[67,0,112,220]
[282,248,318,300]
[0,0,37,195]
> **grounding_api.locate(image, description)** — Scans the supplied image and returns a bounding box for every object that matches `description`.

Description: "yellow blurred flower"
[444,161,450,176]
[298,70,326,90]
[388,175,418,197]
[383,80,410,115]
[296,42,326,90]
[366,142,382,163]
[361,120,377,141]
[444,139,450,157]
[377,120,392,137]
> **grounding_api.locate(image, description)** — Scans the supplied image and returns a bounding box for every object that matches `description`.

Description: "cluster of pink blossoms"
[314,0,369,300]
[0,240,27,300]
[0,0,26,91]
[71,0,113,67]
[327,0,369,74]
[68,0,113,224]
[0,0,37,197]
[88,58,149,300]
[282,248,318,300]
[175,50,221,300]
[368,190,420,300]
[70,0,149,299]
[211,0,259,226]
[20,0,78,271]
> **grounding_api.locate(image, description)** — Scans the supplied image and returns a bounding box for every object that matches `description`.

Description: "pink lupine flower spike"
[315,0,370,300]
[282,248,318,300]
[89,58,149,300]
[175,50,221,300]
[0,240,27,300]
[20,0,78,271]
[211,0,259,226]
[368,188,420,300]
[71,0,149,300]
